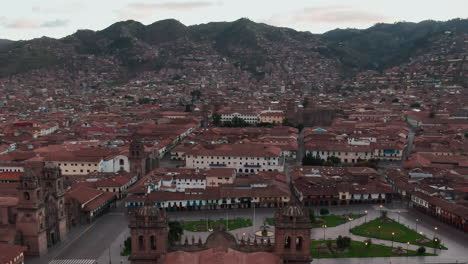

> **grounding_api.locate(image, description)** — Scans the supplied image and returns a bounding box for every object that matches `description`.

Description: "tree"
[410,103,421,108]
[296,124,304,132]
[320,208,329,216]
[282,118,292,126]
[309,209,316,223]
[190,89,202,104]
[190,89,202,99]
[138,98,152,105]
[229,116,249,127]
[392,98,399,103]
[302,153,324,166]
[121,237,131,256]
[185,104,192,112]
[417,246,426,255]
[168,221,184,246]
[336,235,351,249]
[212,112,222,126]
[327,156,341,166]
[303,98,309,108]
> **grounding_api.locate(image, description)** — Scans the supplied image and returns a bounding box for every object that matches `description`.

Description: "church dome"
[135,195,163,219]
[136,204,162,217]
[205,230,237,249]
[281,203,306,217]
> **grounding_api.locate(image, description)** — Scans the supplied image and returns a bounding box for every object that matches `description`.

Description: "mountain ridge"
[0,17,466,85]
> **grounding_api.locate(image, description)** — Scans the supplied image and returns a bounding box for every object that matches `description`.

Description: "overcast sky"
[1,0,467,40]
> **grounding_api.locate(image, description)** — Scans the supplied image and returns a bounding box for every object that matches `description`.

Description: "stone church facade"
[15,162,67,255]
[129,137,159,180]
[128,197,312,264]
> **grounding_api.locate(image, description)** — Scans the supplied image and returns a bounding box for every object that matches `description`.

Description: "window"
[119,159,124,165]
[284,236,291,249]
[150,236,156,250]
[296,237,303,250]
[138,236,145,251]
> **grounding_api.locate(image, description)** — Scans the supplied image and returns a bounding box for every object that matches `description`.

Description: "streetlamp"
[364,210,368,223]
[406,241,410,255]
[378,225,381,238]
[415,218,419,232]
[433,226,438,238]
[322,224,327,240]
[391,232,395,249]
[397,210,401,223]
[433,238,438,254]
[348,217,353,230]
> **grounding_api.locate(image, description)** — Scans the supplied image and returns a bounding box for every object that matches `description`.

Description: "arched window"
[150,236,156,250]
[24,192,30,200]
[119,159,125,166]
[296,237,303,250]
[138,236,145,251]
[284,236,291,249]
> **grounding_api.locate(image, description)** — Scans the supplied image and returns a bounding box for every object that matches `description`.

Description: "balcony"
[209,163,227,167]
[244,164,261,168]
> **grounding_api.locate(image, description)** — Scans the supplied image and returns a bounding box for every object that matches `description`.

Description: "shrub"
[336,235,351,249]
[326,240,332,249]
[320,208,329,215]
[417,246,426,255]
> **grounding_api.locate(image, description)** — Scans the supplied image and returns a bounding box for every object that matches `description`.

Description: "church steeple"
[129,136,146,179]
[274,198,312,264]
[129,196,168,264]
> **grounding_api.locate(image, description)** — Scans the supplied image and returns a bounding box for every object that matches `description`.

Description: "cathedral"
[129,137,159,180]
[128,197,312,264]
[0,162,68,256]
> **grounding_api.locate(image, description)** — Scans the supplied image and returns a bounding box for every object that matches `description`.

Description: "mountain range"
[0,18,467,84]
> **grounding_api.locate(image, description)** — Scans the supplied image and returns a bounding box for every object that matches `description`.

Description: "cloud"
[4,19,39,29]
[128,1,215,10]
[2,18,69,29]
[31,2,84,14]
[116,1,218,20]
[265,6,391,27]
[40,19,69,28]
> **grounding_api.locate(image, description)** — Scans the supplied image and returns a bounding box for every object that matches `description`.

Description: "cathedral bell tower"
[16,166,47,256]
[129,137,146,179]
[274,200,312,264]
[42,162,67,244]
[129,197,168,264]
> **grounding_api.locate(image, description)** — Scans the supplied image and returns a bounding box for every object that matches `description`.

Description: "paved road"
[28,211,129,264]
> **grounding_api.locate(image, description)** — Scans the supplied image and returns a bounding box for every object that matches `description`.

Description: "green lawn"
[350,217,447,249]
[312,214,364,228]
[311,240,436,258]
[265,214,364,228]
[182,218,252,232]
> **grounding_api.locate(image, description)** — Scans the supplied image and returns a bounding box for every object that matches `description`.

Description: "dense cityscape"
[0,7,467,264]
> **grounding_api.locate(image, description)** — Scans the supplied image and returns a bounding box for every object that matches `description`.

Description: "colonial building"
[185,144,285,173]
[15,163,67,255]
[128,197,311,264]
[129,137,159,179]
